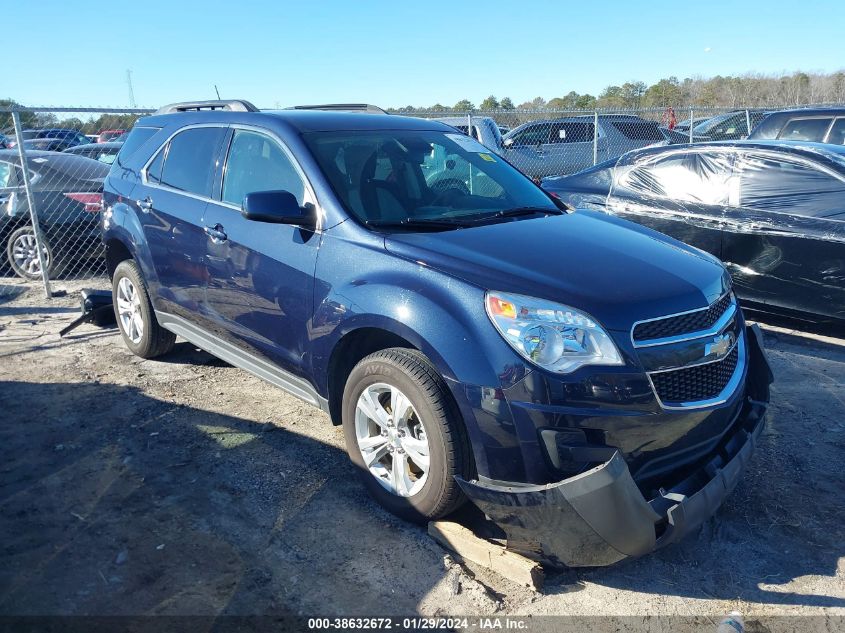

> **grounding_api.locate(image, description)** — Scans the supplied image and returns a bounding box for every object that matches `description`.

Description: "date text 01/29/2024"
[307,617,529,629]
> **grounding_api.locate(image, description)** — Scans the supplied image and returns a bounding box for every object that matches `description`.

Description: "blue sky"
[6,0,845,109]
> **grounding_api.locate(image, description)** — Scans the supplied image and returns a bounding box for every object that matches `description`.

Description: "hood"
[384,210,729,332]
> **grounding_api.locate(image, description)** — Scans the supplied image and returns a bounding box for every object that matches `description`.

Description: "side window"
[826,118,845,145]
[159,127,226,197]
[509,124,549,147]
[621,152,733,205]
[222,130,306,207]
[0,162,13,188]
[777,118,833,142]
[146,147,165,184]
[549,121,594,144]
[739,153,845,219]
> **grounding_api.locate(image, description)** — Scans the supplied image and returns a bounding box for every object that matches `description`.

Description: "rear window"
[116,126,159,167]
[777,118,833,142]
[32,154,111,181]
[610,121,664,141]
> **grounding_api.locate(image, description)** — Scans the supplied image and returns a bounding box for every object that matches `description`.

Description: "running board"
[155,311,329,413]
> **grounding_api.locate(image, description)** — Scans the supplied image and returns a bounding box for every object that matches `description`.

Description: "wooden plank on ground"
[428,520,543,591]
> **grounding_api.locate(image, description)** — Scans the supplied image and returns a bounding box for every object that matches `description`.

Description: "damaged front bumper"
[456,324,773,567]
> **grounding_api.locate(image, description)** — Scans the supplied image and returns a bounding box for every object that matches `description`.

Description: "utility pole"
[126,69,136,108]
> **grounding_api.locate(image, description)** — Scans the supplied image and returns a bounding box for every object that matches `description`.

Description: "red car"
[97,129,126,143]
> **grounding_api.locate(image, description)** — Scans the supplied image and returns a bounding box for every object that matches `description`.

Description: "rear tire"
[112,259,175,359]
[6,226,55,280]
[342,348,471,522]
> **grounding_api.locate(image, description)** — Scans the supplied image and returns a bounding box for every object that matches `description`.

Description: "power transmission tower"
[126,69,137,108]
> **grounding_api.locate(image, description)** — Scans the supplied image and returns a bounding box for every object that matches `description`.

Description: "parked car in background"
[673,116,711,133]
[500,115,669,178]
[542,141,845,329]
[748,107,845,144]
[64,141,122,165]
[22,137,76,152]
[430,116,503,152]
[0,151,109,279]
[101,100,771,567]
[6,128,90,150]
[0,133,9,149]
[97,129,126,143]
[691,110,767,141]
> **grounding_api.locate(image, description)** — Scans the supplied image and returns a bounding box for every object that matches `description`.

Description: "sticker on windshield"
[445,133,489,153]
[478,153,496,162]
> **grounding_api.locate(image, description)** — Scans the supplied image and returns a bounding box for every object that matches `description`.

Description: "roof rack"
[155,99,259,115]
[287,103,388,115]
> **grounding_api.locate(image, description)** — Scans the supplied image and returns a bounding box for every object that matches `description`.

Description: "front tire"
[342,348,471,522]
[112,259,175,359]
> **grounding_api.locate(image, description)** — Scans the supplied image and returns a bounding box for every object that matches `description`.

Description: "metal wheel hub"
[116,276,144,344]
[12,233,48,276]
[355,383,431,497]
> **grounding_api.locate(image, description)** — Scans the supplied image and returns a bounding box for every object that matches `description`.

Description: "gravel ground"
[0,278,843,630]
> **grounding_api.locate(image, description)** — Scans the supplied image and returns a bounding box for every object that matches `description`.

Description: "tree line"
[0,101,141,134]
[389,70,845,112]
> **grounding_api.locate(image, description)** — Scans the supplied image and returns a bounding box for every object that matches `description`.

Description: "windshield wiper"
[462,206,564,223]
[366,218,468,231]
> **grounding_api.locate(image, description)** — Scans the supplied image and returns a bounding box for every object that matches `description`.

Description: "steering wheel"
[430,178,470,205]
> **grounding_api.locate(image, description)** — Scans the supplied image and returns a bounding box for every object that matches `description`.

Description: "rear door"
[201,126,320,376]
[133,125,227,320]
[606,149,734,257]
[722,150,845,322]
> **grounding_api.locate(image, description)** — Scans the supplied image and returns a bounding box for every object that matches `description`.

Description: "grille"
[651,344,739,404]
[634,293,733,342]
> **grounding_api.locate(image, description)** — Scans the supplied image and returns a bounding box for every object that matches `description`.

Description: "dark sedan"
[748,107,845,145]
[542,141,845,329]
[0,151,109,279]
[692,110,768,141]
[63,141,122,165]
[6,128,90,150]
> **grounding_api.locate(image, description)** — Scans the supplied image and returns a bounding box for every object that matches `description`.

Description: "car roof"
[67,141,123,150]
[137,109,453,134]
[762,106,845,117]
[623,139,845,167]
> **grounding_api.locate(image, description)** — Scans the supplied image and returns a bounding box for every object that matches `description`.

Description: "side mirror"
[242,190,315,227]
[502,137,515,148]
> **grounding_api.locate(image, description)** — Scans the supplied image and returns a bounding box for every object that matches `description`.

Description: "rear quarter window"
[116,126,160,167]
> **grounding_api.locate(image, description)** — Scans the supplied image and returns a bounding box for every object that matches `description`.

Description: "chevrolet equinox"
[102,100,773,566]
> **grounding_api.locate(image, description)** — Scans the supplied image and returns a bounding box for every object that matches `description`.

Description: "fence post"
[745,109,752,137]
[592,111,599,166]
[11,110,52,299]
[689,108,694,143]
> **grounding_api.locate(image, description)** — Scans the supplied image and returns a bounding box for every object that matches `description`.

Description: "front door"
[202,127,320,376]
[606,149,735,258]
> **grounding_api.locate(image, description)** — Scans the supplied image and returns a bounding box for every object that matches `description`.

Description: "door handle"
[138,196,153,213]
[204,224,227,243]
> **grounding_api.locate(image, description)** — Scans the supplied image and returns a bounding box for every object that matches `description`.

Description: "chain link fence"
[404,106,771,179]
[0,103,838,300]
[0,107,153,298]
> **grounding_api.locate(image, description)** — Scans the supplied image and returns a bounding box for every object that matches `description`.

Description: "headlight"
[485,291,624,374]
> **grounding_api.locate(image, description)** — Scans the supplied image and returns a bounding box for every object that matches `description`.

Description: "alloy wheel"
[354,383,431,497]
[12,232,49,277]
[116,276,144,344]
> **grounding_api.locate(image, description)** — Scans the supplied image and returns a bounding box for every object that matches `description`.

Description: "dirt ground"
[0,278,843,629]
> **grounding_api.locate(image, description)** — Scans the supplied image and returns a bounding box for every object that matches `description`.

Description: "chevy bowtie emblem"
[705,332,735,359]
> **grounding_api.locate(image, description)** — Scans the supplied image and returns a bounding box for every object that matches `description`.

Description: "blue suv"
[102,100,772,567]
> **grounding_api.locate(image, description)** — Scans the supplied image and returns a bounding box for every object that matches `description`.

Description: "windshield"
[303,129,557,226]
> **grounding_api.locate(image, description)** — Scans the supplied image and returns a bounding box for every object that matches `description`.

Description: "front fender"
[311,231,532,480]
